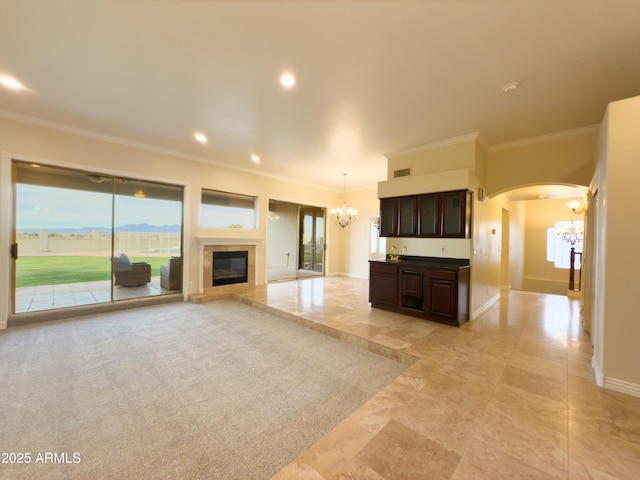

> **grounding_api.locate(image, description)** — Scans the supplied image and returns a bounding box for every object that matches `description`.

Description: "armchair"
[113,253,151,286]
[160,256,182,290]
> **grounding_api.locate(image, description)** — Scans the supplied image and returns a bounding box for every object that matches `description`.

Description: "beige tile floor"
[209,276,640,480]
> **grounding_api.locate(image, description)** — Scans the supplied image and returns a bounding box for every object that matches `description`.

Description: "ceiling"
[1,1,639,194]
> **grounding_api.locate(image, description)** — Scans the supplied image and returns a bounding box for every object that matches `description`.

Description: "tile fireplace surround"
[197,237,260,294]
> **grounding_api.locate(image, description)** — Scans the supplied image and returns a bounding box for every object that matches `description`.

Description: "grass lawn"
[16,256,168,288]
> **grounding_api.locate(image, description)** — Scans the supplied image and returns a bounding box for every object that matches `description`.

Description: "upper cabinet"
[379,198,398,237]
[441,190,471,238]
[398,196,417,236]
[380,189,471,238]
[418,193,439,236]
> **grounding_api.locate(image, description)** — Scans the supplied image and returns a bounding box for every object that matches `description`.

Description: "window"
[200,189,257,229]
[369,217,386,259]
[547,220,583,269]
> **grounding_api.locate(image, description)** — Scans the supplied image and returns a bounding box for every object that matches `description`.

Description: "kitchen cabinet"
[398,196,417,236]
[417,193,439,236]
[380,189,471,238]
[369,257,470,326]
[400,267,424,312]
[379,198,397,237]
[426,269,458,320]
[369,262,398,309]
[441,190,471,238]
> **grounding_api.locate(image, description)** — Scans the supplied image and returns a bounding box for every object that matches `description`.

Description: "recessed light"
[0,75,26,91]
[251,154,260,163]
[194,132,207,144]
[280,73,295,89]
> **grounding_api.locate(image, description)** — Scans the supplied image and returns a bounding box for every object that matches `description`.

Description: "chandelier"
[330,173,357,228]
[557,200,584,245]
[558,220,583,245]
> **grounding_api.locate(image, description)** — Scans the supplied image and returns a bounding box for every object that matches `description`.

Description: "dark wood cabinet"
[426,270,458,320]
[369,259,470,326]
[379,198,398,237]
[400,268,424,312]
[369,262,398,309]
[398,196,417,236]
[380,189,471,238]
[441,190,471,238]
[418,193,439,237]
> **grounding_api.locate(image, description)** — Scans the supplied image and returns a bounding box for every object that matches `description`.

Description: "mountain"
[18,224,181,234]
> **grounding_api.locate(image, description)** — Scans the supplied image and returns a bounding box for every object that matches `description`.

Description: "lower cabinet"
[369,262,398,309]
[426,270,458,320]
[369,261,470,326]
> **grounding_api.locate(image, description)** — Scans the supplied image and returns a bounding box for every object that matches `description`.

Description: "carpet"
[0,299,406,479]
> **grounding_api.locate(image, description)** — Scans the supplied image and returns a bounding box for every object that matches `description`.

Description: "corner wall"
[594,96,640,394]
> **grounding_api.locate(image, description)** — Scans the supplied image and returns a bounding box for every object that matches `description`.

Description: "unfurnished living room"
[1,1,639,479]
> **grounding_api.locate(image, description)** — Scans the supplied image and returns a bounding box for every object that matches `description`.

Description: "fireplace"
[197,238,260,294]
[212,251,249,286]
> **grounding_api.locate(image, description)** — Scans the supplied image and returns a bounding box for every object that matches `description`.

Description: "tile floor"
[210,276,640,480]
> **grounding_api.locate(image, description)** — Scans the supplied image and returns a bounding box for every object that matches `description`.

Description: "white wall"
[266,201,298,270]
[593,95,640,393]
[338,187,379,278]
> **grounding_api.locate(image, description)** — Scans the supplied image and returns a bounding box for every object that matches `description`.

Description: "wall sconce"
[568,200,585,214]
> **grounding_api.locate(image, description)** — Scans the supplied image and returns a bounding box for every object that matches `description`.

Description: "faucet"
[402,246,407,256]
[390,245,399,261]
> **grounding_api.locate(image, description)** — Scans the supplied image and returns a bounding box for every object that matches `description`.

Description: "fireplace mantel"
[197,237,263,246]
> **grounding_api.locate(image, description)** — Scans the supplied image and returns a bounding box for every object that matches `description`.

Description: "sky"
[16,184,182,230]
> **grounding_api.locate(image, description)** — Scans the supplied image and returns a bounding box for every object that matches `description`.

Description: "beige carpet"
[0,299,406,479]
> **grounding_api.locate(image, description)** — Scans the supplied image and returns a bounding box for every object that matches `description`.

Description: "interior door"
[299,207,325,273]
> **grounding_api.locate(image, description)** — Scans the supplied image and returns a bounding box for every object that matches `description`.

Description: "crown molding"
[488,124,601,152]
[385,132,483,159]
[0,110,336,193]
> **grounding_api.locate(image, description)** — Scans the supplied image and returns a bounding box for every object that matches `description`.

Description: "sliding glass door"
[267,200,325,282]
[112,178,183,301]
[299,207,325,274]
[12,161,183,314]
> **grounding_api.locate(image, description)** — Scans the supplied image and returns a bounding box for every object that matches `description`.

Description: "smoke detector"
[502,82,519,93]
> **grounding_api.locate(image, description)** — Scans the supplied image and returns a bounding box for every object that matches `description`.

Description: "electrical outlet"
[440,245,447,253]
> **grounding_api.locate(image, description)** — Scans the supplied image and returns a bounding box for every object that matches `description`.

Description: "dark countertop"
[369,255,470,269]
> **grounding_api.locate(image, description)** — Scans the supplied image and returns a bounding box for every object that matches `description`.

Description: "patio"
[15,276,174,313]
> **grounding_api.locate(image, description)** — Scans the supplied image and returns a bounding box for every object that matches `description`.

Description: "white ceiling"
[1,0,639,193]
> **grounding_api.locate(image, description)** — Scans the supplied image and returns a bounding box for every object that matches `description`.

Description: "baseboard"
[592,356,604,387]
[471,293,500,321]
[603,377,640,398]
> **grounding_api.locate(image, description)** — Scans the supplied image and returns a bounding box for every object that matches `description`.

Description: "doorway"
[299,207,325,273]
[267,200,326,282]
